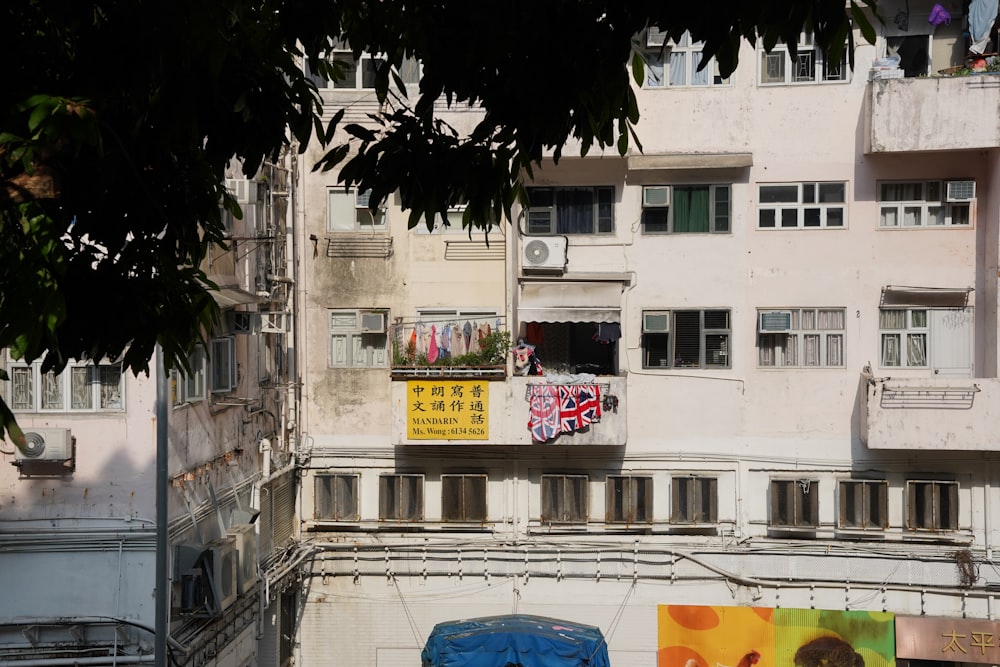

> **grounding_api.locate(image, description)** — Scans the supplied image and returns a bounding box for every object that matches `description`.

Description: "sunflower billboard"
[658,606,895,667]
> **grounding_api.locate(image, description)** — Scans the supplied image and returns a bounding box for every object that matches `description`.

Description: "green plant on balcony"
[392,330,511,368]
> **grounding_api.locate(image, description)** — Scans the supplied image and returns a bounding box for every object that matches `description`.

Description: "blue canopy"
[421,614,611,667]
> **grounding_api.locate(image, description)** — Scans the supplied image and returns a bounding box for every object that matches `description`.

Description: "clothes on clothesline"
[527,383,602,442]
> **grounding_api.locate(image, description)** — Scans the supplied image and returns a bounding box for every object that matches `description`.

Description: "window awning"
[880,285,973,308]
[209,286,265,309]
[628,152,753,171]
[518,281,621,323]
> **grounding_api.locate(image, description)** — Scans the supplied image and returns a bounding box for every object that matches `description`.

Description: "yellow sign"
[407,380,488,440]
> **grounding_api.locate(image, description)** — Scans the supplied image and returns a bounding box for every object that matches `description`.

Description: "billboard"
[406,380,489,440]
[658,606,895,667]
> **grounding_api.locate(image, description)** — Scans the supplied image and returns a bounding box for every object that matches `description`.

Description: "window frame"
[327,188,387,232]
[757,308,846,368]
[642,309,731,369]
[642,31,731,88]
[769,478,820,529]
[878,308,929,368]
[378,473,424,521]
[329,310,389,368]
[314,473,360,521]
[210,336,237,393]
[524,186,615,236]
[906,480,959,531]
[877,180,973,228]
[441,473,488,523]
[605,475,653,524]
[540,474,589,524]
[758,182,847,229]
[8,357,125,413]
[308,49,421,91]
[670,476,719,524]
[758,32,850,85]
[641,184,731,234]
[838,479,889,530]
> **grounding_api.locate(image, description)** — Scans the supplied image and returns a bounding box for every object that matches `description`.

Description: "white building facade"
[294,1,1000,666]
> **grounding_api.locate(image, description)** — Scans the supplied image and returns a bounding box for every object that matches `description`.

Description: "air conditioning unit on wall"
[204,536,239,614]
[14,428,73,463]
[522,236,567,273]
[226,523,259,595]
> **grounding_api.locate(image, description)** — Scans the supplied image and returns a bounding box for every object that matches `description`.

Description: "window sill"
[391,365,506,380]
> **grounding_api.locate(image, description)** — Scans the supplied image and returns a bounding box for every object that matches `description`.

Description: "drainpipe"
[154,346,168,667]
[0,656,154,667]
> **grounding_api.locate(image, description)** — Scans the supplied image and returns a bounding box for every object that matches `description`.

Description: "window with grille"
[442,474,488,522]
[759,33,849,84]
[379,474,423,521]
[541,474,588,524]
[758,308,845,368]
[329,310,389,368]
[758,182,846,229]
[906,480,958,530]
[315,474,360,521]
[8,359,124,413]
[839,480,888,530]
[641,185,730,234]
[770,479,819,528]
[525,187,615,235]
[606,475,653,524]
[642,309,730,369]
[671,476,718,524]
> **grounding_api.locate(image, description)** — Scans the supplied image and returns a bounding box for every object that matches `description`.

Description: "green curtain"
[673,186,710,233]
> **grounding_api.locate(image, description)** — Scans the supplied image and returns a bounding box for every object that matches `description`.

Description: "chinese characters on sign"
[407,381,488,440]
[897,615,1000,664]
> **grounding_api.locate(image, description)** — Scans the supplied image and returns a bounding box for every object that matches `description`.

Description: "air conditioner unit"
[946,180,976,202]
[204,536,239,614]
[360,311,387,333]
[225,178,257,205]
[226,523,259,595]
[759,310,793,332]
[522,236,567,273]
[643,186,671,207]
[15,428,73,463]
[642,311,670,333]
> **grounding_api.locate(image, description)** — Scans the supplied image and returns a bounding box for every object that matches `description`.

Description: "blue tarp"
[421,614,611,667]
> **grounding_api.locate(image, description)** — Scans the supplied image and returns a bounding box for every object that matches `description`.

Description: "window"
[758,182,846,229]
[906,480,958,530]
[878,181,973,227]
[770,479,819,528]
[839,479,888,530]
[442,474,488,522]
[8,359,124,412]
[642,31,730,87]
[642,309,730,369]
[329,310,388,368]
[307,48,420,90]
[525,186,614,235]
[379,474,423,521]
[759,33,848,84]
[757,308,845,367]
[171,347,207,405]
[606,475,653,524]
[641,185,730,234]
[210,337,237,393]
[671,476,718,524]
[879,308,928,367]
[315,474,360,521]
[327,189,386,231]
[520,321,618,376]
[541,474,588,524]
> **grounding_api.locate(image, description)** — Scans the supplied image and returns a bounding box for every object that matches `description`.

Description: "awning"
[421,614,611,667]
[518,281,621,323]
[210,286,264,309]
[880,285,972,308]
[628,152,753,171]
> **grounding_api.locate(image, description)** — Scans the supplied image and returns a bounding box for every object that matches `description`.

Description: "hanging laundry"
[427,324,439,363]
[528,385,561,442]
[408,327,418,362]
[438,324,451,360]
[593,322,621,344]
[526,322,545,346]
[417,323,430,357]
[558,385,602,432]
[463,321,473,353]
[451,324,464,356]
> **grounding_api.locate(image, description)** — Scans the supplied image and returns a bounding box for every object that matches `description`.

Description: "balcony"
[390,375,627,446]
[867,76,1000,153]
[862,374,1000,450]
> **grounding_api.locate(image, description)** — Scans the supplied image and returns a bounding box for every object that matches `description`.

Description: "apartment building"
[0,164,297,666]
[294,1,1000,665]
